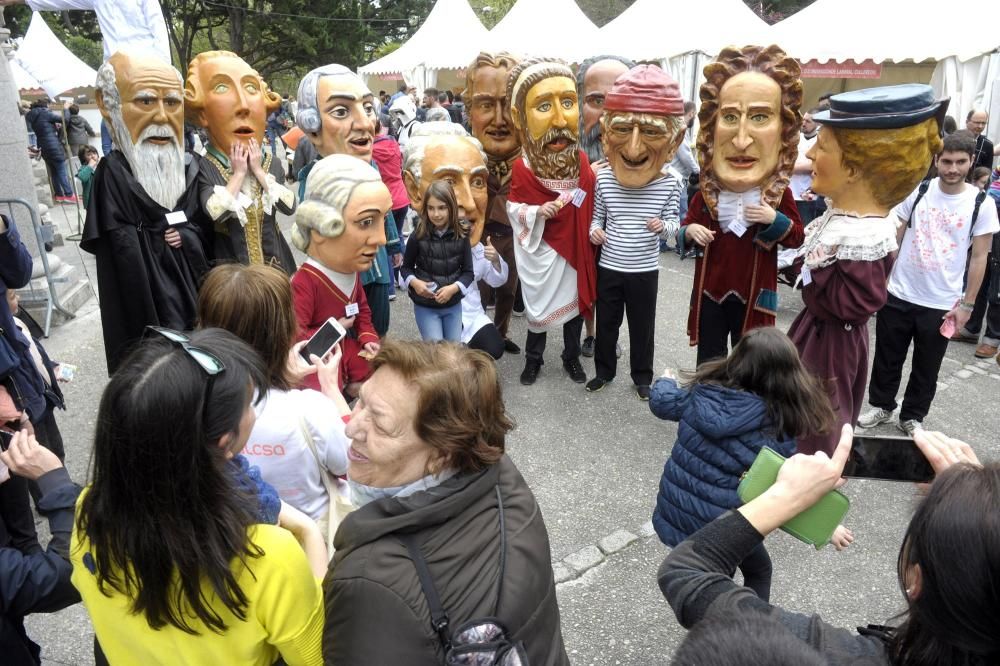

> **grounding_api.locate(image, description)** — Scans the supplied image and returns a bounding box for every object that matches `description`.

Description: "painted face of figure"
[581,59,630,157]
[524,76,579,145]
[308,181,392,273]
[195,55,269,156]
[107,52,184,147]
[404,136,489,245]
[804,126,850,202]
[712,71,783,193]
[603,112,680,188]
[312,75,377,161]
[468,64,519,159]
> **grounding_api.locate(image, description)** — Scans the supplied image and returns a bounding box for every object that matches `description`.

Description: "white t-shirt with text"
[890,178,999,309]
[243,388,349,520]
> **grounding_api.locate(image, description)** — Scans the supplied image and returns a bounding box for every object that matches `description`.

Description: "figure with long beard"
[506,58,597,386]
[82,51,209,374]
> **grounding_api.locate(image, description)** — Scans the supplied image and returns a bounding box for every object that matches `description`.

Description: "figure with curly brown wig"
[185,51,298,274]
[788,84,947,456]
[679,44,805,365]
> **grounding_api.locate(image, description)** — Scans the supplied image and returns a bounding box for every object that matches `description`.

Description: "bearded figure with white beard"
[505,58,597,386]
[82,51,209,374]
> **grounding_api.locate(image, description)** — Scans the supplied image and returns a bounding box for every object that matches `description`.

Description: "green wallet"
[737,447,849,550]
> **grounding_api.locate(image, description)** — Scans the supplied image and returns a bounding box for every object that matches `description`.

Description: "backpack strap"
[968,190,988,242]
[398,532,452,651]
[906,179,931,230]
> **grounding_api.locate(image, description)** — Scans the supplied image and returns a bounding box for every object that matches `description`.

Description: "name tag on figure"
[345,303,360,317]
[800,265,812,286]
[570,188,587,207]
[727,219,748,237]
[165,211,187,226]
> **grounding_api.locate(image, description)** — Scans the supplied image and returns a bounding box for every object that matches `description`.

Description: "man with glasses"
[967,110,995,171]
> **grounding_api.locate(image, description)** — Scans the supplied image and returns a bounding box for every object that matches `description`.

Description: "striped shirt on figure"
[590,169,682,273]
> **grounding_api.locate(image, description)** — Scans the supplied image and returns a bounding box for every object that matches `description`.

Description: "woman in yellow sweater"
[71,328,326,665]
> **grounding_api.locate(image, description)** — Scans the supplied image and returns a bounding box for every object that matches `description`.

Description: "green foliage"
[3,6,104,69]
[576,0,636,26]
[467,0,517,29]
[373,41,403,60]
[742,0,817,24]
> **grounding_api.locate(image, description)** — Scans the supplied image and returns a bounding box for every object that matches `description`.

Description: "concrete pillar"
[0,22,41,256]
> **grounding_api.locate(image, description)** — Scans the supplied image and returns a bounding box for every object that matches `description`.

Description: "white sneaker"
[857,407,894,429]
[897,419,923,437]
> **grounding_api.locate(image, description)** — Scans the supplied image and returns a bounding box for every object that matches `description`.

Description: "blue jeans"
[47,159,73,197]
[413,301,463,341]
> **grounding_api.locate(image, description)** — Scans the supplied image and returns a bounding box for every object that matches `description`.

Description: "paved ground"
[22,204,1000,665]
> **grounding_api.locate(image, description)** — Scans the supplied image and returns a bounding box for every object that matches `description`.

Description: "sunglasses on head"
[144,327,226,423]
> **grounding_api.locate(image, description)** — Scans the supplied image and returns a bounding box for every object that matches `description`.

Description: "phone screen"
[300,317,346,363]
[0,429,12,452]
[843,435,935,483]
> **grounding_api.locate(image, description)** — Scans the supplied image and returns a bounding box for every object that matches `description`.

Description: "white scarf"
[716,188,761,233]
[348,468,458,507]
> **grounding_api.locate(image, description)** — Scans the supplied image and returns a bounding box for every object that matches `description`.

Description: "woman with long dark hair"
[660,426,1000,665]
[72,328,325,665]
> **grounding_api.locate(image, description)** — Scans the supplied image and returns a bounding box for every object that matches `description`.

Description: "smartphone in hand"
[843,435,935,483]
[299,317,347,364]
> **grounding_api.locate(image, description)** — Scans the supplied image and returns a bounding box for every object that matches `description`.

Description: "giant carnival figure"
[185,51,297,274]
[466,51,523,354]
[505,58,597,386]
[402,122,510,359]
[679,44,805,365]
[576,54,636,165]
[290,154,393,397]
[295,64,402,337]
[789,84,948,455]
[82,51,208,374]
[586,65,687,400]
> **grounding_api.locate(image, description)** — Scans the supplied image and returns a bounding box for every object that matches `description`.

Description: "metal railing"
[1,198,75,336]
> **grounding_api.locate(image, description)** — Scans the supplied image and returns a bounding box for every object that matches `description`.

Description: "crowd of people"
[1,3,1000,662]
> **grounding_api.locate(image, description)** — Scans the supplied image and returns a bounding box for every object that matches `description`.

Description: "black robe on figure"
[195,148,297,275]
[81,151,209,375]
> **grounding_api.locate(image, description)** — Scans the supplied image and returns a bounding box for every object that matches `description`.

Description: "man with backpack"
[858,132,998,435]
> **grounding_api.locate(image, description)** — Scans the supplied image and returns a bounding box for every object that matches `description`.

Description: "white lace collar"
[799,207,898,268]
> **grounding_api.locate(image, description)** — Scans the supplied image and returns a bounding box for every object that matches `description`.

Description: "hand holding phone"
[843,435,935,483]
[939,313,956,339]
[299,317,347,364]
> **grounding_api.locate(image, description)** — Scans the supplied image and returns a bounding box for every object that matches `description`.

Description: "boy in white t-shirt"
[859,133,999,435]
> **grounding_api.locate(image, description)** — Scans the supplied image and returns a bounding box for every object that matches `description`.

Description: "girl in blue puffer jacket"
[649,327,835,601]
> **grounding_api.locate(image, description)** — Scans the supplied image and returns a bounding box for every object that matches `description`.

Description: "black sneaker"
[520,361,541,385]
[503,338,521,354]
[634,385,651,401]
[581,336,596,357]
[586,377,610,392]
[563,358,586,383]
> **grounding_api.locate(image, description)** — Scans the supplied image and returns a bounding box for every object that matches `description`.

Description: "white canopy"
[600,0,771,63]
[769,0,999,64]
[14,12,98,97]
[359,0,488,76]
[484,0,601,64]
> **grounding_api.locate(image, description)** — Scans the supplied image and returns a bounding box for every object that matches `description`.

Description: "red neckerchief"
[508,150,596,320]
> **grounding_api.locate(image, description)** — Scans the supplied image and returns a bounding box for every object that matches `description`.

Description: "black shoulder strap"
[969,190,988,242]
[398,533,452,651]
[906,179,931,229]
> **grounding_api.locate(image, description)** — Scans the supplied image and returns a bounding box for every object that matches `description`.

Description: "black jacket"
[401,228,474,308]
[64,112,96,147]
[323,456,569,665]
[1,468,82,665]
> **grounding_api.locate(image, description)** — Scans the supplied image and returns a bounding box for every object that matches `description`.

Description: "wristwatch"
[959,301,975,311]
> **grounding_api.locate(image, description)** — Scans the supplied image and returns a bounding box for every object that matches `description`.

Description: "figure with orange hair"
[185,51,297,274]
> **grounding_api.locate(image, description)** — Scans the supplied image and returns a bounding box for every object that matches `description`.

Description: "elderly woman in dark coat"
[323,340,568,665]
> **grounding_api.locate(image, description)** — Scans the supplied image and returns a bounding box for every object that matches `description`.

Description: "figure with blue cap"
[788,83,948,457]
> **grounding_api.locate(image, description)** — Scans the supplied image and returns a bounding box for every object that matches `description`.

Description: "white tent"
[599,0,771,110]
[14,12,97,97]
[769,0,1000,145]
[484,0,601,64]
[359,0,489,94]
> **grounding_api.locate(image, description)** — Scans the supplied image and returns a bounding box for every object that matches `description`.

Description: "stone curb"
[554,523,652,585]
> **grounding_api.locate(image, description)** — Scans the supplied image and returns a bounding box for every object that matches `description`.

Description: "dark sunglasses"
[144,327,226,423]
